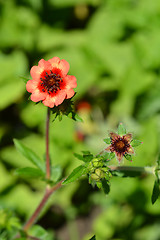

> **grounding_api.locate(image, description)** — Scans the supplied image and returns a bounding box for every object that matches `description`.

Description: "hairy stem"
[109,165,155,175]
[46,108,51,180]
[22,108,65,233]
[23,180,64,232]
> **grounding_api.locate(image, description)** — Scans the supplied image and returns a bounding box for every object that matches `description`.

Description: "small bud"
[87,162,94,173]
[95,168,105,178]
[91,173,100,181]
[92,158,103,168]
[90,168,107,181]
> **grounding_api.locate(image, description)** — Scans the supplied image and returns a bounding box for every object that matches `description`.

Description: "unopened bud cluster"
[87,157,111,183]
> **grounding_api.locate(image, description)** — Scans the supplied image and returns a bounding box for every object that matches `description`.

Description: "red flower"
[26,57,77,108]
[105,132,134,163]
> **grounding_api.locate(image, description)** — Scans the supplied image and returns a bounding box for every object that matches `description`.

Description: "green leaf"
[74,152,93,163]
[15,167,44,178]
[89,235,96,240]
[103,138,111,144]
[157,152,160,167]
[83,153,94,162]
[63,165,87,184]
[118,123,126,135]
[151,180,160,204]
[29,225,54,240]
[0,81,25,110]
[101,179,110,195]
[13,139,45,172]
[0,51,28,110]
[131,139,142,147]
[19,76,29,84]
[74,153,84,161]
[82,151,91,154]
[51,165,62,182]
[124,154,133,162]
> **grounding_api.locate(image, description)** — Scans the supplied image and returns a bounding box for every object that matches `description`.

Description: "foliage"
[0,0,160,239]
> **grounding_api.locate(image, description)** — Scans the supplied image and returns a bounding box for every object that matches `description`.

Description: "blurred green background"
[0,0,160,239]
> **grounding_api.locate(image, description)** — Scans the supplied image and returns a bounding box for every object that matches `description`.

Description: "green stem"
[46,108,51,180]
[109,165,155,175]
[21,164,154,234]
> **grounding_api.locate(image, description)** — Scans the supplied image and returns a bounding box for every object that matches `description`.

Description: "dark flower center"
[111,137,130,154]
[40,70,63,94]
[115,140,125,150]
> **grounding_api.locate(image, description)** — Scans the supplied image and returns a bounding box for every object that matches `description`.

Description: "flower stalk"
[16,56,79,237]
[22,108,64,233]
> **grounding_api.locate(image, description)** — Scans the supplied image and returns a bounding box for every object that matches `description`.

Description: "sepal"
[118,122,126,136]
[103,138,111,144]
[89,235,96,240]
[131,140,142,147]
[51,95,83,122]
[124,154,133,162]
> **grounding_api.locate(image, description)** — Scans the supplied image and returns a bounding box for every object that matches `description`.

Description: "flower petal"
[26,80,38,93]
[123,133,132,143]
[30,60,52,80]
[42,91,66,108]
[30,66,42,80]
[30,90,46,102]
[116,153,123,163]
[28,57,76,107]
[38,59,51,70]
[48,57,60,65]
[58,59,70,76]
[64,75,77,88]
[48,57,70,76]
[105,145,113,152]
[54,91,66,106]
[42,96,56,108]
[128,146,134,155]
[48,57,61,71]
[110,132,119,140]
[66,88,75,99]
